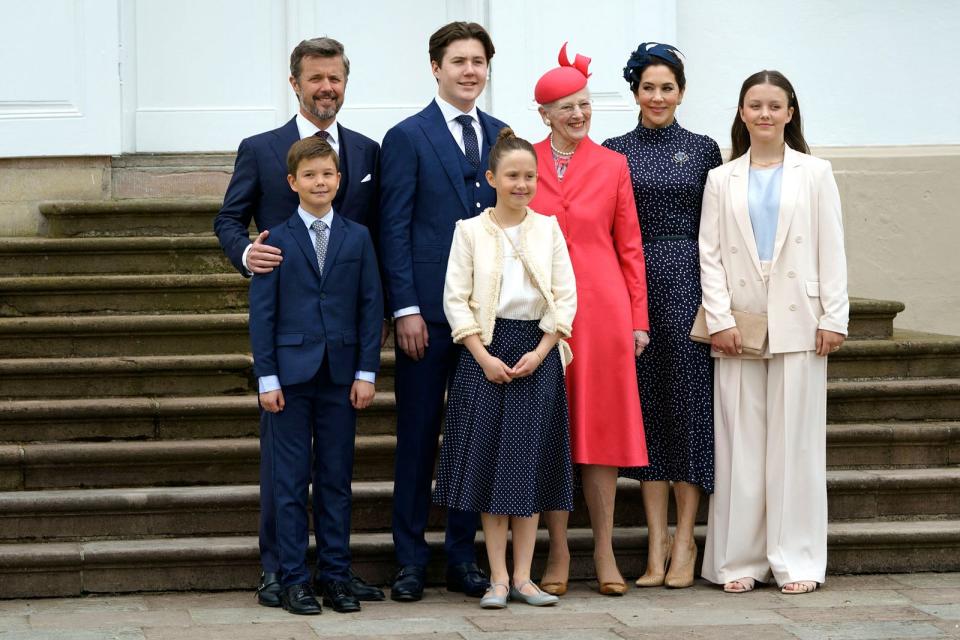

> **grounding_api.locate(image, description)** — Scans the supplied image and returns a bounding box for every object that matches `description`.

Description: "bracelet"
[533,350,543,363]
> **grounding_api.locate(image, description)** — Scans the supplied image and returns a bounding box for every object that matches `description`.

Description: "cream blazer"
[699,146,849,354]
[443,208,577,366]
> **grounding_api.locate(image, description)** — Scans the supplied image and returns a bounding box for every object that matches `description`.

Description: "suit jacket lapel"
[729,151,764,276]
[418,101,471,216]
[268,117,300,169]
[289,215,323,281]
[320,214,347,286]
[477,110,502,170]
[770,146,802,267]
[333,123,353,212]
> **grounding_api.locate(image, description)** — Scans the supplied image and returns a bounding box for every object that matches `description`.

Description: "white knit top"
[497,226,547,320]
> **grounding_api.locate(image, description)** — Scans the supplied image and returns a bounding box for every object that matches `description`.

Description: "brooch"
[673,151,690,166]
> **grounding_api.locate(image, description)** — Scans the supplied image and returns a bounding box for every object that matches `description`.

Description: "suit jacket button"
[320,293,326,301]
[475,181,481,188]
[795,235,803,243]
[739,278,746,286]
[789,303,797,311]
[731,246,738,254]
[787,270,796,278]
[562,200,570,208]
[476,202,481,208]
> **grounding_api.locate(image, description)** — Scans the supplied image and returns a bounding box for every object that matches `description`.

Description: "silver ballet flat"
[510,579,559,606]
[480,582,509,609]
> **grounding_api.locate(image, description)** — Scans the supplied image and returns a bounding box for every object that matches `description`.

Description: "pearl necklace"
[550,134,575,157]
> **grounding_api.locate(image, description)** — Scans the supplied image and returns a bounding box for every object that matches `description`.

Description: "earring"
[544,119,551,126]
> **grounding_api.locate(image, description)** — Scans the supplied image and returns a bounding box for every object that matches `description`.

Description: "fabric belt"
[644,234,697,243]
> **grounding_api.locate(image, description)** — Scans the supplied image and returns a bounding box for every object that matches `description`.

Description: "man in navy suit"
[379,21,507,602]
[249,136,383,615]
[214,37,384,606]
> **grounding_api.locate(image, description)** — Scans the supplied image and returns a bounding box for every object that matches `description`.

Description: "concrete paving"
[1,574,959,639]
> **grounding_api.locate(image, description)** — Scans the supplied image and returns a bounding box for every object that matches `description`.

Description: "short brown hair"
[290,37,349,80]
[428,22,495,66]
[286,136,340,176]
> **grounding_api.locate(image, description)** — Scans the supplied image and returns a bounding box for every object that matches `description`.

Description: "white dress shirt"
[258,205,376,393]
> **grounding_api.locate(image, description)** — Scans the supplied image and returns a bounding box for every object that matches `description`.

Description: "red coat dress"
[530,136,650,466]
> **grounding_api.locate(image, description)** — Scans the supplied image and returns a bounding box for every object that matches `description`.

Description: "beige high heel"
[664,540,697,589]
[635,534,673,588]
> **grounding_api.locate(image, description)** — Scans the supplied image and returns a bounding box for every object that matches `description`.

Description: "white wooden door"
[0,0,122,157]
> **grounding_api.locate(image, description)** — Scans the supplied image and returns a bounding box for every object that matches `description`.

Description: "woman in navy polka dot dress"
[603,43,722,589]
[434,128,578,609]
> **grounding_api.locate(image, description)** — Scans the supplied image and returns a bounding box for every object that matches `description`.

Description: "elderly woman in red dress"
[530,44,650,596]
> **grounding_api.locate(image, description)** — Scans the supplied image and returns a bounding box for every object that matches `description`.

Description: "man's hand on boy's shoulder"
[246,230,283,274]
[350,380,375,410]
[259,389,285,413]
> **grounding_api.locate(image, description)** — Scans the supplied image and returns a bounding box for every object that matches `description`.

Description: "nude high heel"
[664,540,697,589]
[635,535,673,588]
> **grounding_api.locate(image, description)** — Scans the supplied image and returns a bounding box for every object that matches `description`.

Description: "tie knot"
[315,129,331,141]
[311,219,327,233]
[455,115,473,128]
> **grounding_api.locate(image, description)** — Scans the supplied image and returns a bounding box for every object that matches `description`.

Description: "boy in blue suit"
[249,136,383,615]
[379,21,507,602]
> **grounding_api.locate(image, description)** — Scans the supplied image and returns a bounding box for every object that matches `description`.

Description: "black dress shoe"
[446,562,490,597]
[390,565,426,602]
[280,583,322,615]
[319,579,362,613]
[256,571,282,607]
[349,569,385,601]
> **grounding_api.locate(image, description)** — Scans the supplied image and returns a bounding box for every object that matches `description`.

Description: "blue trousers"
[262,362,355,587]
[392,320,479,567]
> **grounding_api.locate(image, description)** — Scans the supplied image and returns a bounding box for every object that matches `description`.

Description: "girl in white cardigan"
[433,128,577,609]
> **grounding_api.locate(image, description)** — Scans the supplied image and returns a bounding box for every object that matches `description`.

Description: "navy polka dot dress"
[433,319,574,517]
[603,121,722,493]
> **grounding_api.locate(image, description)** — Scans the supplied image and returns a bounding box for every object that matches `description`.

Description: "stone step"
[0,314,251,358]
[847,297,904,339]
[2,519,959,598]
[829,331,960,379]
[828,377,960,422]
[0,236,233,276]
[0,350,396,400]
[3,468,958,544]
[0,355,253,399]
[0,394,396,447]
[827,421,960,468]
[39,199,223,238]
[0,274,248,317]
[2,418,957,491]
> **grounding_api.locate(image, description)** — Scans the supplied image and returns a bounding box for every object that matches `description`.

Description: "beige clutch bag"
[690,306,768,356]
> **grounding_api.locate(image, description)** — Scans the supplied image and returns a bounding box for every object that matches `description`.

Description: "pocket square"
[361,174,372,183]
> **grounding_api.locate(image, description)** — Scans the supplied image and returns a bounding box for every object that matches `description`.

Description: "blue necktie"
[455,115,480,169]
[316,129,330,142]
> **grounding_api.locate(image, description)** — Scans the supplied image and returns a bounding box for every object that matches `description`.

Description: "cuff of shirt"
[241,243,254,276]
[258,375,281,393]
[393,306,420,319]
[355,371,376,384]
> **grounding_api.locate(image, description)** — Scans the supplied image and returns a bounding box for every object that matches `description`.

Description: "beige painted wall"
[819,147,960,337]
[1,147,958,336]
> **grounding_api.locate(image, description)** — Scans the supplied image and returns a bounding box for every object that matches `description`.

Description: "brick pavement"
[0,574,959,639]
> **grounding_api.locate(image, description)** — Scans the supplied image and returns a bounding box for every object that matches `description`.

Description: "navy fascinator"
[623,42,685,85]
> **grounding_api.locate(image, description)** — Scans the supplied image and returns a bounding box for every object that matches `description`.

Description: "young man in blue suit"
[249,136,383,615]
[379,21,507,602]
[214,37,384,606]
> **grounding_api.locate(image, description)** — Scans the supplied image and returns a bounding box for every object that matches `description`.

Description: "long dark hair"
[730,70,809,159]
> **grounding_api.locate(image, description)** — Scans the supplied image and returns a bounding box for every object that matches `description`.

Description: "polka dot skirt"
[433,318,574,516]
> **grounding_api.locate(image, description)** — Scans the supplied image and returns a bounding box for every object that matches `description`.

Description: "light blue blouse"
[748,166,783,261]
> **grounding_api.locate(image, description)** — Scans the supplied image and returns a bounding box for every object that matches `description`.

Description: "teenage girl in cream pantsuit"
[698,70,848,595]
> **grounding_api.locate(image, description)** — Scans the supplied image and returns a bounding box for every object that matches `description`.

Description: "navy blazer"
[215,117,380,275]
[248,213,383,387]
[379,101,506,323]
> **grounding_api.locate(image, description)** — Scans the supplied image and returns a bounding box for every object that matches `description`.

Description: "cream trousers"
[701,350,829,586]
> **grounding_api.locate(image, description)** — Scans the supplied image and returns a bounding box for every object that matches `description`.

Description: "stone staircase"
[0,200,958,598]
